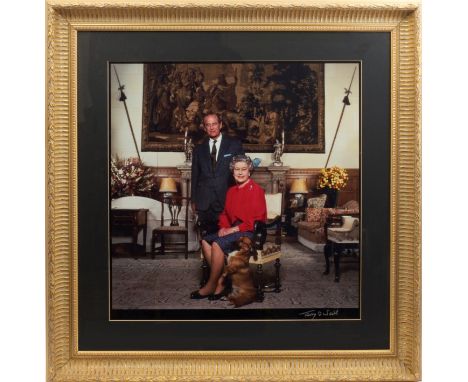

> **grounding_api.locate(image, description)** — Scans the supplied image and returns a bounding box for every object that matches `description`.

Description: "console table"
[111,208,148,257]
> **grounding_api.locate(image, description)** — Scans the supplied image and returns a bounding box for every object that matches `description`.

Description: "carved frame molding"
[46,1,421,380]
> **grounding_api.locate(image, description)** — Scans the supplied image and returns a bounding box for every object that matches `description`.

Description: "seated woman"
[190,155,267,300]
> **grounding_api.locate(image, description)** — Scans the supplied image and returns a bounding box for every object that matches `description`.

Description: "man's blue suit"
[191,134,244,229]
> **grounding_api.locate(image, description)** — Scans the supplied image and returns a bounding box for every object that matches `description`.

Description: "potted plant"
[316,166,349,207]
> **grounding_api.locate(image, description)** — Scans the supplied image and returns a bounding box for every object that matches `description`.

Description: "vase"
[320,188,339,208]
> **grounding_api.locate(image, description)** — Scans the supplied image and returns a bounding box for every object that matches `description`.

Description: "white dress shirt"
[209,133,222,161]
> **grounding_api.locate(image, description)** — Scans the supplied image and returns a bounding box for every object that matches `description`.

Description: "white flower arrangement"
[110,156,155,198]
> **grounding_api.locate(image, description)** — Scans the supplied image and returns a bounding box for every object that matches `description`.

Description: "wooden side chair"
[151,196,190,259]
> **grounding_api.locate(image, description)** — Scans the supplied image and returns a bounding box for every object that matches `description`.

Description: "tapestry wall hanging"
[141,62,324,153]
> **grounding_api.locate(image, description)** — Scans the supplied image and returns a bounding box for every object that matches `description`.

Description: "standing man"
[191,113,244,234]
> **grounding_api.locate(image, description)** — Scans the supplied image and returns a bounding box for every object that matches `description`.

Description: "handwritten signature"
[298,309,339,319]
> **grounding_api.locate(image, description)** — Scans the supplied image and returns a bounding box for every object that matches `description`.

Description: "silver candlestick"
[272,138,284,166]
[184,138,194,165]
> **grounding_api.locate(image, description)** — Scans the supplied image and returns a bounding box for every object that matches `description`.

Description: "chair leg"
[200,258,209,288]
[274,259,281,293]
[143,227,147,256]
[323,243,331,275]
[151,233,156,259]
[256,264,264,302]
[185,232,188,259]
[275,225,281,245]
[160,235,165,256]
[334,247,341,282]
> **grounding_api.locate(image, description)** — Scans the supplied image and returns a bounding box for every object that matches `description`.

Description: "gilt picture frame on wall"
[46,1,421,381]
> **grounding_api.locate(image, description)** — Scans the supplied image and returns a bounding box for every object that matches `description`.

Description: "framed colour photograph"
[46,1,421,381]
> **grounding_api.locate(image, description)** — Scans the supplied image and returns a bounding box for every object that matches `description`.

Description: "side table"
[111,208,148,257]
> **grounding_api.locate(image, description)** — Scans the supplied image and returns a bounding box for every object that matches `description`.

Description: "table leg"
[132,227,138,259]
[142,225,147,255]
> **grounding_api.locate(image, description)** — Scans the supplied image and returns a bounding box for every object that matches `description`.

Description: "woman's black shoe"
[190,290,211,299]
[209,289,228,301]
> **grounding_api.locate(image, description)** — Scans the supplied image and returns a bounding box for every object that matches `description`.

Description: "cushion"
[267,211,280,220]
[327,216,359,242]
[341,216,359,230]
[305,208,323,222]
[297,221,322,230]
[228,243,281,264]
[261,243,281,255]
[327,208,360,217]
[307,194,327,208]
[305,207,338,224]
[292,212,305,223]
[265,193,282,218]
[341,200,359,210]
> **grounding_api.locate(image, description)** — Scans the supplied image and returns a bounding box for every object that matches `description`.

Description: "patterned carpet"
[111,241,359,310]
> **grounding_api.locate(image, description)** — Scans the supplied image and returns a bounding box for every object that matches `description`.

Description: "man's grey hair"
[202,112,221,124]
[229,154,254,171]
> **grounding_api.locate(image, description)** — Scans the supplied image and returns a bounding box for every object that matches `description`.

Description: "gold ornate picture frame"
[46,1,421,381]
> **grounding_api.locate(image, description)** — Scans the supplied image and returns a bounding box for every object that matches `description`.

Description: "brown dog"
[223,237,258,307]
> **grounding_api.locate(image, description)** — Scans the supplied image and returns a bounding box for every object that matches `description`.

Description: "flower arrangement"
[110,156,155,199]
[317,166,349,190]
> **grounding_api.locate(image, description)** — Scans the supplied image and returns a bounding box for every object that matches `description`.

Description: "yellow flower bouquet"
[317,166,349,190]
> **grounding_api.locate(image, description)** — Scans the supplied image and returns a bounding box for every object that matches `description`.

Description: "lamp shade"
[290,178,308,194]
[159,177,177,193]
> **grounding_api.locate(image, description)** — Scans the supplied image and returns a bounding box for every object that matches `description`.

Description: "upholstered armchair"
[297,199,359,251]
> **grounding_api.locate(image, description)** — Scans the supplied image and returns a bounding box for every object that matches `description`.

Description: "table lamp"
[159,177,177,197]
[290,178,308,208]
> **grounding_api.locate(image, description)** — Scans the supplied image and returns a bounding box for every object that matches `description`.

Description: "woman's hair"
[229,154,254,172]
